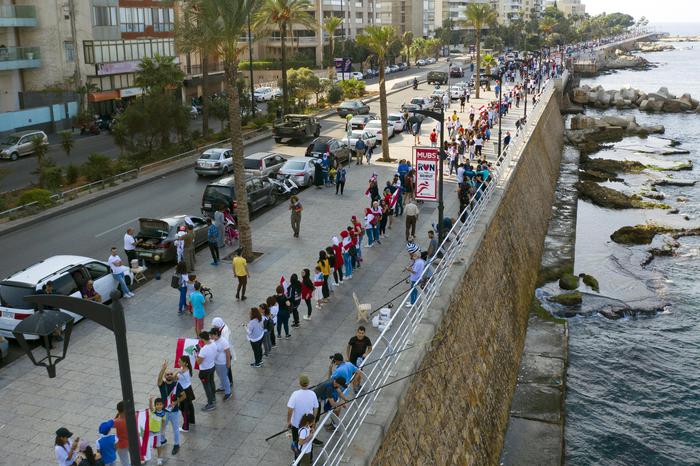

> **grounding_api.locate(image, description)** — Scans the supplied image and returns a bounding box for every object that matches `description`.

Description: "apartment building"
[492,0,543,24]
[544,0,585,16]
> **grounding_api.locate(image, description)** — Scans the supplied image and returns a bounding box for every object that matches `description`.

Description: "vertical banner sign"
[334,58,344,74]
[413,147,439,201]
[343,58,352,72]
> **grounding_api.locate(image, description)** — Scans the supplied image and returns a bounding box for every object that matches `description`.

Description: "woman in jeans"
[287,274,302,327]
[246,308,265,367]
[275,286,292,338]
[316,251,331,301]
[176,261,188,314]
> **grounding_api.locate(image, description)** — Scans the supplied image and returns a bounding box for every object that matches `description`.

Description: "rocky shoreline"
[571,84,700,112]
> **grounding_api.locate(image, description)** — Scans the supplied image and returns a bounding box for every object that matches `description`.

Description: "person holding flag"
[156,360,186,456]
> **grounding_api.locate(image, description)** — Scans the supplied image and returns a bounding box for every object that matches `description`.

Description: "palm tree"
[135,54,184,96]
[177,0,217,135]
[402,31,413,65]
[481,53,497,91]
[539,16,556,44]
[462,3,497,99]
[357,26,396,163]
[323,16,344,78]
[188,0,263,259]
[254,0,316,115]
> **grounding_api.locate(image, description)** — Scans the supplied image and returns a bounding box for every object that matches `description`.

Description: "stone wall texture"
[371,93,565,466]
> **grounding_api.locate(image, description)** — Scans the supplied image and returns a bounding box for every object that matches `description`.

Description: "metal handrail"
[295,77,558,466]
[0,129,269,222]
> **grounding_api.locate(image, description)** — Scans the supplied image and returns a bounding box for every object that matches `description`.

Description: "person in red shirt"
[429,128,438,147]
[113,401,129,466]
[331,236,344,286]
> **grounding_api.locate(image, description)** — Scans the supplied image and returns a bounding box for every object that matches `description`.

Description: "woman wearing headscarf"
[212,317,235,387]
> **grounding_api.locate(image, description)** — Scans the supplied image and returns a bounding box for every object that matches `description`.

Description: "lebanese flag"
[175,337,202,370]
[280,275,289,294]
[389,188,400,209]
[136,409,152,462]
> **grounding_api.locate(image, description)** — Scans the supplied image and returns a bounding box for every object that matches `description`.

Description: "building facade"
[544,0,585,16]
[492,0,543,25]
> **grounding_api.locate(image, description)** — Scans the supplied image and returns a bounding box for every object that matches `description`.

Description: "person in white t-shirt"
[195,331,217,411]
[287,374,319,460]
[209,327,232,401]
[296,413,316,465]
[123,228,136,264]
[212,317,235,387]
[107,247,133,298]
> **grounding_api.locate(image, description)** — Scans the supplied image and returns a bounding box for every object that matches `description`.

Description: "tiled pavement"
[0,87,525,466]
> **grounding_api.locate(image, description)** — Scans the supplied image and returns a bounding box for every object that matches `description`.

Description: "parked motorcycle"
[269,174,299,197]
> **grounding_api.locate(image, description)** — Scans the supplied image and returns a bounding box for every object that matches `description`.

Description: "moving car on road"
[426,71,448,85]
[201,174,278,217]
[194,148,233,176]
[253,86,282,102]
[243,152,287,178]
[401,97,431,112]
[305,136,351,165]
[337,100,370,117]
[341,130,377,151]
[364,119,394,141]
[278,157,317,188]
[134,216,209,263]
[272,115,321,143]
[450,66,464,78]
[349,113,377,130]
[0,130,49,161]
[0,255,134,339]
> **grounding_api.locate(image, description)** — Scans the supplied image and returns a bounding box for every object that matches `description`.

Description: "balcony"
[0,47,41,71]
[0,5,37,27]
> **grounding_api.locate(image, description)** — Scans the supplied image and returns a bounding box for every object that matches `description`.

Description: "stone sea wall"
[370,89,565,465]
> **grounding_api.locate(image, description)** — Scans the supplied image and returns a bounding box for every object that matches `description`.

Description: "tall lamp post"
[248,12,256,117]
[14,292,142,466]
[413,105,446,244]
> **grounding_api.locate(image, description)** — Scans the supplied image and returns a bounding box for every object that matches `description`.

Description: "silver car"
[0,130,49,161]
[243,152,287,178]
[194,148,233,176]
[278,157,316,187]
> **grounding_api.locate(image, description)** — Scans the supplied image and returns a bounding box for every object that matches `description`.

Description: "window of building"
[82,39,175,64]
[152,8,174,32]
[64,41,75,63]
[119,8,146,33]
[93,6,117,26]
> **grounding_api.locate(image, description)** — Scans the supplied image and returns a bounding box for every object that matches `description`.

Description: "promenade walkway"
[0,86,525,466]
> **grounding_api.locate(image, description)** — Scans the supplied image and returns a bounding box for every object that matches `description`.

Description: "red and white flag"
[389,187,400,208]
[136,409,152,462]
[280,275,289,294]
[175,337,202,370]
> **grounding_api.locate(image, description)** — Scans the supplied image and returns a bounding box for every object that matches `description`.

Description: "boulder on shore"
[611,224,700,245]
[559,273,580,290]
[576,181,670,210]
[579,273,600,292]
[549,291,583,306]
[572,87,589,104]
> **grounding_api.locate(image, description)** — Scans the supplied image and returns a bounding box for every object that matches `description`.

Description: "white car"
[0,256,134,340]
[335,71,364,81]
[449,86,464,100]
[278,157,317,188]
[416,59,428,66]
[431,89,446,100]
[342,130,377,150]
[427,57,437,64]
[388,113,407,132]
[364,119,394,141]
[253,86,282,102]
[403,97,432,111]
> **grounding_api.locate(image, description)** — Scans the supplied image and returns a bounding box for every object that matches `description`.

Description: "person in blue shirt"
[96,419,118,466]
[206,218,219,266]
[397,160,409,186]
[328,353,361,396]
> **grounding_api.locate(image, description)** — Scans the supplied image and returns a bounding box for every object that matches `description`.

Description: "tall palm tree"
[357,26,396,163]
[176,0,216,135]
[134,54,184,96]
[188,0,263,259]
[462,3,497,99]
[539,16,556,45]
[402,31,413,65]
[323,16,344,79]
[481,53,497,91]
[254,0,316,115]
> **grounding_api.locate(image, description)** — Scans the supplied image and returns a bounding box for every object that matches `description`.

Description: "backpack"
[170,274,180,289]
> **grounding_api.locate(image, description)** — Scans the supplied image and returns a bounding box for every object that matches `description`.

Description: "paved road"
[0,61,452,193]
[0,79,462,276]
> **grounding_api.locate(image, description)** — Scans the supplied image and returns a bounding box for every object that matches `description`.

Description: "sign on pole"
[413,147,439,201]
[334,58,344,73]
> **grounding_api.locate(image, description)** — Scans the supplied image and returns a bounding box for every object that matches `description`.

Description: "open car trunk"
[136,218,170,249]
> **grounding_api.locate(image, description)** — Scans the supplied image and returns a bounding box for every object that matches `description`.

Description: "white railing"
[295,75,559,466]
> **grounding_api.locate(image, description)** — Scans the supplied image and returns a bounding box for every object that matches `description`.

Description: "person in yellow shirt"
[316,250,331,301]
[232,249,249,301]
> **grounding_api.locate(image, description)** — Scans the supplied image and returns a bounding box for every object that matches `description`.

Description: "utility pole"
[247,12,255,116]
[68,0,83,110]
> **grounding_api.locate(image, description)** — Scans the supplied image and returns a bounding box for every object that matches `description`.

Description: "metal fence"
[0,129,269,223]
[294,77,559,466]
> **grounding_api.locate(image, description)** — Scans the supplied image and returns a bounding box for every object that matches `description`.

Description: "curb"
[0,78,422,237]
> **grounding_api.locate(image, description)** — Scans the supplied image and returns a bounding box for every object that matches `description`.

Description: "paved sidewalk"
[0,86,524,466]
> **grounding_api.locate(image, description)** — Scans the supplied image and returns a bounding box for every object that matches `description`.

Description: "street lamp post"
[413,106,446,244]
[248,12,256,117]
[15,292,142,466]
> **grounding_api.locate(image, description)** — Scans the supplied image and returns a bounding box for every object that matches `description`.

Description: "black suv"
[201,174,277,217]
[427,71,448,85]
[305,136,351,165]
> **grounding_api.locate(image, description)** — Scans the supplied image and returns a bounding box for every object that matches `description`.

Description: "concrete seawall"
[362,85,565,464]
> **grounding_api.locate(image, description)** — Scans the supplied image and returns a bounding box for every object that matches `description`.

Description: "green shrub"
[41,166,64,191]
[19,188,53,207]
[327,84,343,104]
[338,79,366,99]
[81,153,114,182]
[65,164,80,184]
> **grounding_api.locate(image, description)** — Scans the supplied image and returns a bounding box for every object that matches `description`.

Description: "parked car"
[335,71,364,81]
[398,62,409,71]
[278,156,317,188]
[0,335,7,361]
[364,69,378,78]
[243,152,287,178]
[449,86,464,100]
[341,130,377,151]
[134,216,209,263]
[305,136,351,165]
[0,255,134,339]
[194,148,233,176]
[364,119,394,141]
[402,97,431,111]
[426,71,448,85]
[337,100,370,117]
[384,66,392,74]
[349,113,377,130]
[450,66,464,77]
[0,130,49,161]
[427,57,437,64]
[272,115,321,143]
[388,113,407,132]
[416,59,428,66]
[201,174,278,216]
[389,64,400,73]
[253,86,282,102]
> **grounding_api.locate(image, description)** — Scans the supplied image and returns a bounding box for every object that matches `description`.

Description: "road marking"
[95,217,139,238]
